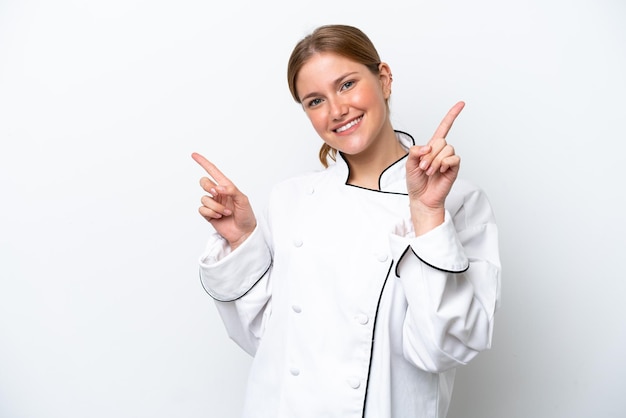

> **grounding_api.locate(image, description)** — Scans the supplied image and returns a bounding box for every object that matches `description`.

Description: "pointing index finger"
[431,101,465,141]
[191,152,232,185]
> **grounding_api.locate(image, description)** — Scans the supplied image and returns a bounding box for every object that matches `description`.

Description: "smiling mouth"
[334,116,363,133]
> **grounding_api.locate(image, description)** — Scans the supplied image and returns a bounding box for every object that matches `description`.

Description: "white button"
[292,305,302,313]
[356,314,369,325]
[293,239,303,247]
[307,187,315,195]
[290,367,300,376]
[377,253,388,262]
[347,378,361,389]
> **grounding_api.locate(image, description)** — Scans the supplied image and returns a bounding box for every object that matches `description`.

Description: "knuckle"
[199,177,213,189]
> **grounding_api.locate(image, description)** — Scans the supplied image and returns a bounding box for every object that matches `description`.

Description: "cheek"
[359,89,381,106]
[307,112,327,131]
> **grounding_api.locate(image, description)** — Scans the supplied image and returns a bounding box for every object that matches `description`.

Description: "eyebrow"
[299,71,359,103]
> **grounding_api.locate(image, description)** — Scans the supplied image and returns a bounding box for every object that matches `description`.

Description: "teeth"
[336,117,362,133]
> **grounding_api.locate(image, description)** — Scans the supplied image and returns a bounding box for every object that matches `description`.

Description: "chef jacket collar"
[334,130,415,193]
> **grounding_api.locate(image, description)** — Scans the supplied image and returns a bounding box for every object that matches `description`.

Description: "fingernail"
[223,209,232,216]
[420,160,429,170]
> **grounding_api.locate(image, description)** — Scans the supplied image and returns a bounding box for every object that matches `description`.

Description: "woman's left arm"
[390,181,501,373]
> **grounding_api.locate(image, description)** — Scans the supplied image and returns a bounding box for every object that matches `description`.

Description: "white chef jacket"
[199,131,501,418]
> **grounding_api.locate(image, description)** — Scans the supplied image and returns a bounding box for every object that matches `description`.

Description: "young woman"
[192,24,501,418]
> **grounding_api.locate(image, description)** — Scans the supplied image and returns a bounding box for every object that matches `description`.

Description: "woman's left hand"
[406,101,465,234]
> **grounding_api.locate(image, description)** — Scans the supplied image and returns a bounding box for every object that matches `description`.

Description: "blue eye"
[340,80,355,91]
[308,98,323,107]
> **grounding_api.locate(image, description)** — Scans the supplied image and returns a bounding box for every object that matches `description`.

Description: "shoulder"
[446,178,496,228]
[272,169,322,190]
[270,165,337,194]
[447,177,484,205]
[268,167,330,204]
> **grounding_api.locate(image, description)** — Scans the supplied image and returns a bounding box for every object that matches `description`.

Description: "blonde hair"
[287,25,383,167]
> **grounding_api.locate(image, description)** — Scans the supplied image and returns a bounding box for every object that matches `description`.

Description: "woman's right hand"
[192,152,257,251]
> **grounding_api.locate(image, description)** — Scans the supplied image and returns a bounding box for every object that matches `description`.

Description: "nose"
[329,98,348,120]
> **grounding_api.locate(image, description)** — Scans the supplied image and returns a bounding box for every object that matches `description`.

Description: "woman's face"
[295,52,392,159]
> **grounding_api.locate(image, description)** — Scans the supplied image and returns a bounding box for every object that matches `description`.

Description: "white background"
[1,0,625,417]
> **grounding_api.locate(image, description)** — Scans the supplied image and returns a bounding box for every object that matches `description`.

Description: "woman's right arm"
[192,152,273,355]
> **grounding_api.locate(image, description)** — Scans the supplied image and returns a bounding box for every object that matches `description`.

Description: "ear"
[378,62,393,99]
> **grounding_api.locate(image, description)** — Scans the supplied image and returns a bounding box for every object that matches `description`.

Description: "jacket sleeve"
[389,183,501,373]
[198,219,273,356]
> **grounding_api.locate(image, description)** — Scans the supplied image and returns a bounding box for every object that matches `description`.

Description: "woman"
[192,24,500,418]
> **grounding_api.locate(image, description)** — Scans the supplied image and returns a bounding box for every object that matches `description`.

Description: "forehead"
[296,52,368,89]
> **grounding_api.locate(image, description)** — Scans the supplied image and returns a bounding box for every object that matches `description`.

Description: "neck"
[345,129,407,190]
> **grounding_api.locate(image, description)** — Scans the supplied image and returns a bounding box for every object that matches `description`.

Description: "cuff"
[199,226,272,301]
[390,211,469,275]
